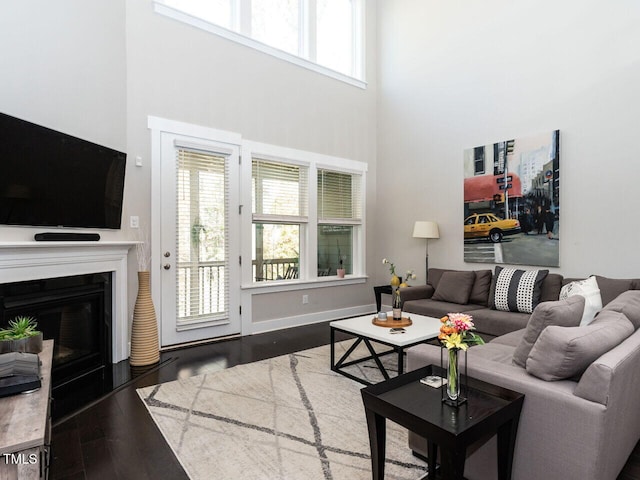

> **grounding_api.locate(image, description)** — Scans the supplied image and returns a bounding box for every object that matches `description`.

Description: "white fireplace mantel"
[0,241,137,363]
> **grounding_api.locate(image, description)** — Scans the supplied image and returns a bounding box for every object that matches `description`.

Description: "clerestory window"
[154,0,365,87]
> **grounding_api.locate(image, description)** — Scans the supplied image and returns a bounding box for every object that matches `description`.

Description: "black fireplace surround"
[0,273,112,414]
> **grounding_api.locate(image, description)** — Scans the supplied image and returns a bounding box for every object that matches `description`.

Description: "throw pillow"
[559,276,603,326]
[512,295,585,367]
[432,271,476,304]
[540,273,564,302]
[526,311,634,381]
[427,268,452,289]
[489,267,549,314]
[595,275,635,306]
[468,269,493,306]
[599,290,640,330]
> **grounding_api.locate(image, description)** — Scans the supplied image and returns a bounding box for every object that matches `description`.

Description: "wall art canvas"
[463,130,559,267]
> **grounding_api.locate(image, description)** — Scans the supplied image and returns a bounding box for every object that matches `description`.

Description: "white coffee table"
[330,312,442,385]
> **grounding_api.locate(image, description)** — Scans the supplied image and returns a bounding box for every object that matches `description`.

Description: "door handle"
[163,264,171,270]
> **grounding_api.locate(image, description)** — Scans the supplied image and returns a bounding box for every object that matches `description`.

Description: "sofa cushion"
[469,269,493,306]
[398,284,435,303]
[489,267,549,314]
[559,276,603,326]
[468,342,515,364]
[427,268,454,289]
[526,310,634,381]
[432,271,476,304]
[599,290,640,330]
[466,308,530,337]
[540,273,564,302]
[428,268,493,306]
[595,275,635,306]
[512,295,585,367]
[402,299,480,319]
[490,329,525,348]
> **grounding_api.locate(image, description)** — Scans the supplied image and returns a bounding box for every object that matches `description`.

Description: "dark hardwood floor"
[50,321,640,480]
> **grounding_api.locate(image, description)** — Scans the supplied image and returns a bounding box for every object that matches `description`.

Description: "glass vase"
[446,348,460,401]
[441,346,467,406]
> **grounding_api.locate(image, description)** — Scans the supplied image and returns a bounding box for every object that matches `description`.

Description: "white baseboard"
[249,304,376,335]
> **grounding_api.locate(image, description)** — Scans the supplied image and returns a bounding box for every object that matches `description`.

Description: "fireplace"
[0,273,112,391]
[0,241,135,417]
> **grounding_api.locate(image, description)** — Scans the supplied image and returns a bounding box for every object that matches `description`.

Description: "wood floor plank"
[49,417,85,480]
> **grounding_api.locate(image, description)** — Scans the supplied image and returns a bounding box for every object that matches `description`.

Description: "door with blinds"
[159,135,240,347]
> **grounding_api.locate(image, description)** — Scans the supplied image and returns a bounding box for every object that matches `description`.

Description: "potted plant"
[336,242,346,278]
[0,316,43,354]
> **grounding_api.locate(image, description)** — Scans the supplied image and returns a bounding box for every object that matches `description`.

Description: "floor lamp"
[412,221,440,283]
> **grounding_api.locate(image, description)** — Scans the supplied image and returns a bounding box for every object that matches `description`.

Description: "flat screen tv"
[0,112,126,229]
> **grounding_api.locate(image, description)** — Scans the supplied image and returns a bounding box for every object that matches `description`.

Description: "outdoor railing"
[177,260,225,318]
[176,258,312,317]
[253,258,298,281]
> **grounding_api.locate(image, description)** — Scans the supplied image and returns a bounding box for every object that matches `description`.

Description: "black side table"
[374,277,402,312]
[361,365,524,480]
[373,285,393,312]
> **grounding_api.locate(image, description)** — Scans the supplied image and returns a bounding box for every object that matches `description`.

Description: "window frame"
[153,0,366,88]
[251,156,309,283]
[317,167,363,276]
[241,140,367,288]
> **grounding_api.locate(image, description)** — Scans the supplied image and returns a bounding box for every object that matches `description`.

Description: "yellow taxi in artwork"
[464,213,520,243]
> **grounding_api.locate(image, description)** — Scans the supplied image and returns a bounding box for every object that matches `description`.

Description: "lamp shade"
[413,221,440,239]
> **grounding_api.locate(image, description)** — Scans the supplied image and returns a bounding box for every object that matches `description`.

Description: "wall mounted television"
[0,112,126,229]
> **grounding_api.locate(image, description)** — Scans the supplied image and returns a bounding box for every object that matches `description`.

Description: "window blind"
[318,169,362,223]
[252,158,308,222]
[176,148,229,323]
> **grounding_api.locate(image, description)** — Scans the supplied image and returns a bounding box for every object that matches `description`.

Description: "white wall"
[125,0,379,327]
[0,0,379,337]
[376,0,640,281]
[0,0,128,242]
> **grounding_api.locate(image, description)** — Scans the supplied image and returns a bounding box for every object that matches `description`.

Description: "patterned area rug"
[137,342,428,480]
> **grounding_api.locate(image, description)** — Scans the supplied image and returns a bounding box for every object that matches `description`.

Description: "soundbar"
[34,232,101,242]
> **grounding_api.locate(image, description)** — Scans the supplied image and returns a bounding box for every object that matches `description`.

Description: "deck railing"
[176,258,299,318]
[176,261,225,318]
[253,258,298,281]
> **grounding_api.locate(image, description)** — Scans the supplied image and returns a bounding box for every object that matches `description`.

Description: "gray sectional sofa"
[400,267,640,480]
[400,268,637,339]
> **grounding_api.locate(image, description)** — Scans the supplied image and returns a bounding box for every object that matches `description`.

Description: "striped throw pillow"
[490,267,549,313]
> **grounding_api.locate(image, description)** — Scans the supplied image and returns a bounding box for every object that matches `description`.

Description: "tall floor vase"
[130,271,159,366]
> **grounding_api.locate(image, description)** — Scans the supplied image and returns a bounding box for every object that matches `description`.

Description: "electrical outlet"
[302,294,309,304]
[130,216,139,228]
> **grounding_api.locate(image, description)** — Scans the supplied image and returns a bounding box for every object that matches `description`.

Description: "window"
[252,159,308,282]
[251,0,299,55]
[474,146,485,175]
[244,142,367,284]
[316,0,355,76]
[317,169,362,276]
[176,148,229,321]
[155,0,365,86]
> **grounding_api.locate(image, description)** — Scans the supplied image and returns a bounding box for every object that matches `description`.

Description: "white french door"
[157,131,240,347]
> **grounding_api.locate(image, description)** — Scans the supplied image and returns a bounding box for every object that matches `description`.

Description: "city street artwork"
[463,130,560,267]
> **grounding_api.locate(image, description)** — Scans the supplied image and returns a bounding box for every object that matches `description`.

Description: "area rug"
[137,342,428,480]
